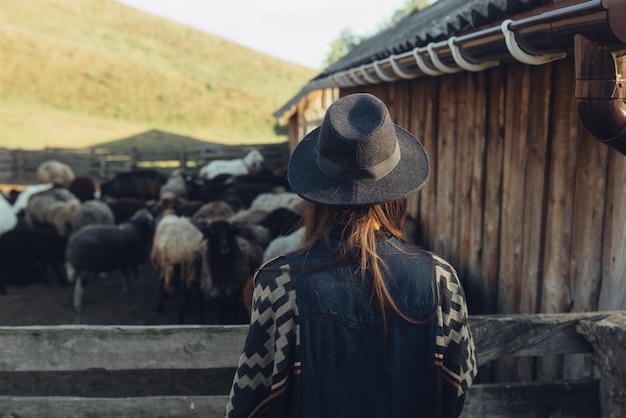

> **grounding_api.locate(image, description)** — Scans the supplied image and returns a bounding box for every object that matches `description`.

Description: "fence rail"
[0,142,290,185]
[1,311,624,418]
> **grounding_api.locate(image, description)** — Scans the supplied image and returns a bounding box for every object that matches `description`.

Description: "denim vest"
[286,237,438,418]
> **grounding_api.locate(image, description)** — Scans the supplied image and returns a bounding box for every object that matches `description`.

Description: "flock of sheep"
[0,150,306,325]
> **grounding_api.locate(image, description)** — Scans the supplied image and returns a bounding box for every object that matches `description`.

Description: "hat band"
[316,142,401,182]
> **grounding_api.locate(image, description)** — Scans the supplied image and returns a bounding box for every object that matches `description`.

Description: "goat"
[199,149,264,180]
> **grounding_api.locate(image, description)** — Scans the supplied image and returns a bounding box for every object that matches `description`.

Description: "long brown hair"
[299,198,420,328]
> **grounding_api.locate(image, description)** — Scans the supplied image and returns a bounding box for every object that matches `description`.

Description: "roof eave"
[274,0,626,121]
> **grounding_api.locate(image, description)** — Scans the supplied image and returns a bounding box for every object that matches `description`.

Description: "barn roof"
[274,0,626,121]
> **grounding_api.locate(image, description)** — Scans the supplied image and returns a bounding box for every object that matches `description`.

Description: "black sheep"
[65,209,155,312]
[99,169,167,201]
[0,226,68,295]
[199,220,260,324]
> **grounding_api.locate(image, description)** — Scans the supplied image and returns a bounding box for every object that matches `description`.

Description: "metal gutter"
[274,0,625,119]
[575,34,626,154]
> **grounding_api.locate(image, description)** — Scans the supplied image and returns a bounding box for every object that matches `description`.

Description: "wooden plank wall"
[342,56,626,382]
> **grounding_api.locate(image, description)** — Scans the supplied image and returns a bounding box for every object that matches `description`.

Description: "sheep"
[250,191,304,213]
[199,149,264,180]
[191,200,236,226]
[25,187,81,237]
[227,208,269,227]
[65,209,155,313]
[199,219,263,324]
[11,183,54,215]
[160,171,188,200]
[220,182,277,211]
[70,199,115,235]
[224,170,291,191]
[151,214,207,323]
[3,188,20,205]
[259,206,302,239]
[183,174,228,203]
[0,226,68,294]
[99,169,167,201]
[0,193,17,235]
[68,176,97,202]
[104,197,149,224]
[262,226,305,262]
[152,195,205,222]
[36,160,75,187]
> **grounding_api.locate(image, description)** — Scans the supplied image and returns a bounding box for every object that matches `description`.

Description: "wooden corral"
[0,141,290,185]
[0,311,624,418]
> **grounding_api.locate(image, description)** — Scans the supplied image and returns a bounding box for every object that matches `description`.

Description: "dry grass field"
[0,0,318,149]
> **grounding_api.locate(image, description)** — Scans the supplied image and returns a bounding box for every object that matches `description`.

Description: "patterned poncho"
[226,237,477,418]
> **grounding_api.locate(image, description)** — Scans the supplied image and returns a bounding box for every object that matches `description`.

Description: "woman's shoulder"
[254,254,296,288]
[429,253,458,275]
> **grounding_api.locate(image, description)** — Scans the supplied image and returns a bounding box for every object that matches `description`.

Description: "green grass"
[0,0,318,151]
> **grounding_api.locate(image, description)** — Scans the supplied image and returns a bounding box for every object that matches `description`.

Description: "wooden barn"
[274,0,626,384]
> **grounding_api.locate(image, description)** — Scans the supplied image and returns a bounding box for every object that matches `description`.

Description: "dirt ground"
[0,261,237,397]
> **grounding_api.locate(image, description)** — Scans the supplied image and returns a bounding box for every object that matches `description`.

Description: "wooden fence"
[0,142,290,185]
[1,311,624,418]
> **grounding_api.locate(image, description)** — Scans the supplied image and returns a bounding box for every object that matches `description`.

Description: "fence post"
[131,148,140,169]
[99,154,107,179]
[180,151,188,170]
[13,149,24,181]
[577,312,626,418]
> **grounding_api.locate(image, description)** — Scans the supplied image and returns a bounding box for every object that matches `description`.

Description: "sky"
[115,0,410,69]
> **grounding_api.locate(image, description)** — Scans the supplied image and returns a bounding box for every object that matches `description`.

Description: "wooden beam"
[0,325,246,372]
[0,395,229,418]
[0,312,612,373]
[463,380,600,418]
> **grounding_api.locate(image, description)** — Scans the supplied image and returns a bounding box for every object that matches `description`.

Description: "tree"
[324,0,433,66]
[324,29,364,67]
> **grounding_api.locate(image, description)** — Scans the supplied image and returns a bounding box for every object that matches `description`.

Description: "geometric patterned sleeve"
[224,256,299,418]
[432,254,478,399]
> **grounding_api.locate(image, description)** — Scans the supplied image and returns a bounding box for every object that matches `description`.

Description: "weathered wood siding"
[326,57,626,381]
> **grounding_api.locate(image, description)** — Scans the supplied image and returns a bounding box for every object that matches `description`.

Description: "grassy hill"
[0,0,318,150]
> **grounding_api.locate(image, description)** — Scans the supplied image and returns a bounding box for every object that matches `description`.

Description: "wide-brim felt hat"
[288,93,430,207]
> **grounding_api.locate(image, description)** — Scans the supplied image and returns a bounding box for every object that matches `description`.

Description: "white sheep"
[262,226,305,262]
[25,187,81,237]
[0,193,17,235]
[198,149,264,180]
[159,171,188,199]
[70,199,116,236]
[250,191,305,213]
[151,214,207,323]
[36,160,75,187]
[11,183,54,215]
